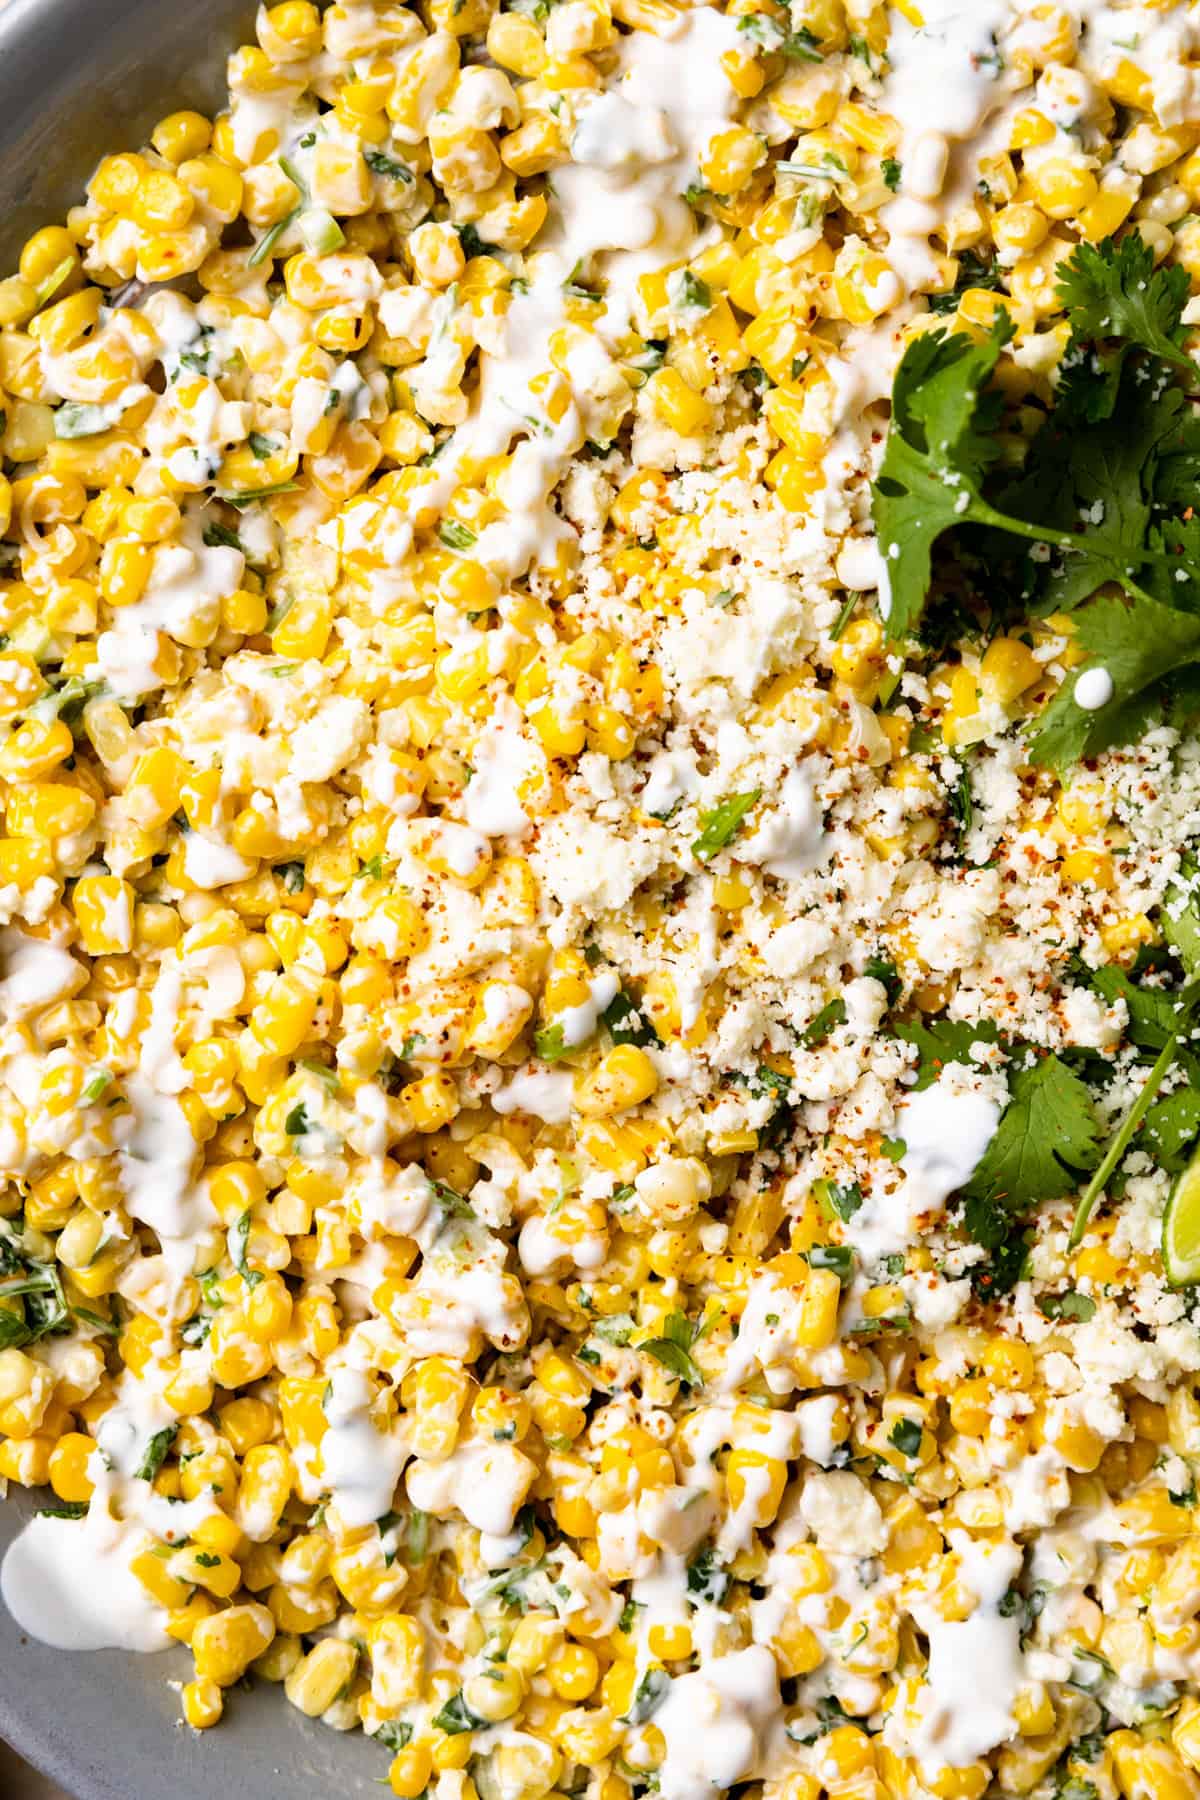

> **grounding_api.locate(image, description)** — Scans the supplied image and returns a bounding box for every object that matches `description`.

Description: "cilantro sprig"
[960,1054,1102,1253]
[640,1310,707,1388]
[871,236,1200,759]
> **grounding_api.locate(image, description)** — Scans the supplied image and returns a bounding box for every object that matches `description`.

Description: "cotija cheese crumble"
[9,2,1200,1797]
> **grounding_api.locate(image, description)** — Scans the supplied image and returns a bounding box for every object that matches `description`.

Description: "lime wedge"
[1163,1144,1200,1286]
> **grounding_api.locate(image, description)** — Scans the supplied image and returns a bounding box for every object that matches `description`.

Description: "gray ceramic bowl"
[0,0,387,1791]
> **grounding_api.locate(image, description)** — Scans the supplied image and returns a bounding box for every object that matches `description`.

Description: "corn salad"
[5,1,1200,1797]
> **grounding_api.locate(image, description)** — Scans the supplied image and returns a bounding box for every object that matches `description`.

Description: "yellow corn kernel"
[0,652,45,720]
[1061,849,1115,890]
[285,1637,359,1718]
[575,1045,659,1118]
[979,636,1041,704]
[1077,180,1138,243]
[6,781,95,839]
[1109,1732,1200,1800]
[1010,108,1055,150]
[389,1745,434,1798]
[645,367,712,436]
[192,1603,276,1687]
[71,875,134,954]
[402,1070,460,1132]
[699,125,765,195]
[182,1679,223,1731]
[0,717,72,781]
[796,1266,842,1348]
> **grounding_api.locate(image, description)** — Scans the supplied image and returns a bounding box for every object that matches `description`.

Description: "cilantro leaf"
[433,1692,486,1735]
[641,1311,705,1387]
[437,519,476,551]
[1029,589,1200,768]
[691,790,761,860]
[801,997,846,1047]
[373,1721,413,1753]
[965,1054,1102,1211]
[888,1416,923,1457]
[1037,1290,1097,1322]
[364,148,413,183]
[808,1243,854,1285]
[602,984,658,1047]
[1163,860,1200,974]
[1143,1088,1200,1172]
[134,1423,178,1482]
[1032,371,1187,614]
[229,1209,264,1290]
[624,1668,671,1724]
[963,1206,1029,1299]
[818,1180,863,1222]
[686,1545,730,1605]
[872,322,1010,641]
[864,953,902,1007]
[893,1017,1001,1090]
[1054,233,1193,373]
[1085,962,1179,1057]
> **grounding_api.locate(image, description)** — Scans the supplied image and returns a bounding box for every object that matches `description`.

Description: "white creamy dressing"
[0,929,84,1022]
[491,1065,575,1123]
[406,1435,534,1537]
[653,1647,781,1800]
[1,1372,217,1652]
[1074,665,1114,710]
[640,748,700,820]
[181,829,257,889]
[320,1367,408,1528]
[846,1068,1002,1263]
[115,958,216,1258]
[1,1499,170,1653]
[721,1272,809,1395]
[95,532,244,701]
[463,706,542,837]
[376,8,739,587]
[898,1533,1027,1772]
[558,971,621,1049]
[517,1207,606,1277]
[735,765,827,881]
[880,0,1015,289]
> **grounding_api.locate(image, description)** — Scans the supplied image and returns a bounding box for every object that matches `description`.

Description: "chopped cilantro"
[134,1423,178,1482]
[685,1546,729,1606]
[437,519,477,551]
[801,997,846,1047]
[819,1180,863,1223]
[364,148,413,183]
[284,1101,312,1138]
[808,1243,854,1285]
[691,790,761,860]
[602,984,658,1047]
[624,1668,671,1724]
[887,1417,923,1458]
[640,1311,705,1388]
[229,1209,264,1289]
[1037,1290,1097,1322]
[433,1691,485,1735]
[534,1023,570,1062]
